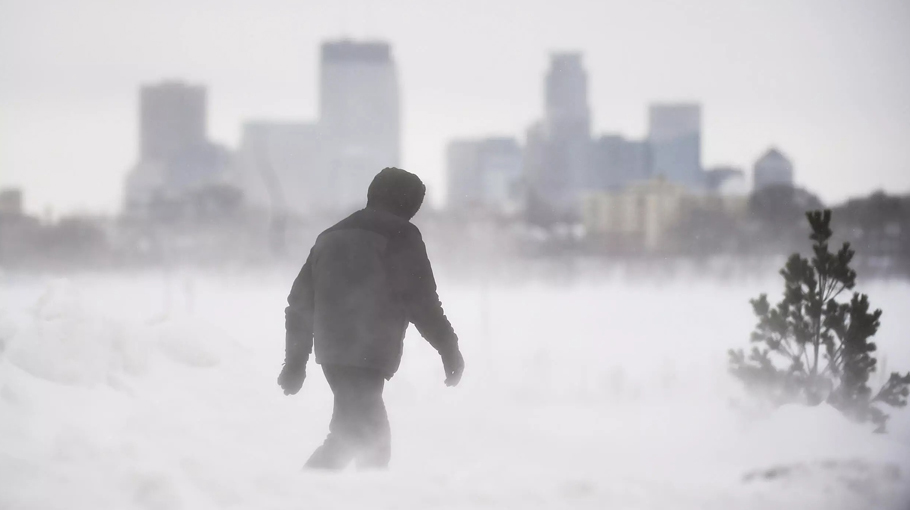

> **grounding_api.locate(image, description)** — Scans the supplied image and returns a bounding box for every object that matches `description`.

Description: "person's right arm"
[279,248,316,394]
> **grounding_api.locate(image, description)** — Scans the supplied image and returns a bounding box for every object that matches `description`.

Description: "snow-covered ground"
[1,271,909,509]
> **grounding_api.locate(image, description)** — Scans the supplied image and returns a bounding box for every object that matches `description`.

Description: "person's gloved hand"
[441,346,464,387]
[278,361,306,395]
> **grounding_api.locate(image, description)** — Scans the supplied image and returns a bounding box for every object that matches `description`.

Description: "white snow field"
[1,271,909,510]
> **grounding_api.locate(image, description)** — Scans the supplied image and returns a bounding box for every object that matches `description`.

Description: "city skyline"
[2,0,909,215]
[127,40,401,221]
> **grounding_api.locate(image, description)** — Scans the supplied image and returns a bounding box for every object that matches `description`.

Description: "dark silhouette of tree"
[749,186,823,226]
[747,185,824,254]
[833,191,910,277]
[729,210,910,432]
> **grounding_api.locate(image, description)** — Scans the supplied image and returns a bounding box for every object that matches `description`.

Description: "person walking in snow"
[278,167,465,470]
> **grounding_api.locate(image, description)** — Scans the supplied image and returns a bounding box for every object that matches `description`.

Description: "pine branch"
[767,330,797,361]
[830,283,846,302]
[871,372,910,408]
[820,337,845,377]
[801,345,811,375]
[776,339,796,360]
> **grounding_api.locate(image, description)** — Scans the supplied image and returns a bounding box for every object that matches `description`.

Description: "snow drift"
[1,273,908,509]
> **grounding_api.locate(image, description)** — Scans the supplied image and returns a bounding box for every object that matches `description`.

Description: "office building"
[0,188,23,217]
[139,82,207,162]
[447,137,523,214]
[588,135,651,190]
[524,53,592,217]
[583,179,687,251]
[753,148,794,191]
[234,122,326,217]
[125,81,230,216]
[648,103,703,190]
[320,40,401,212]
[545,53,591,140]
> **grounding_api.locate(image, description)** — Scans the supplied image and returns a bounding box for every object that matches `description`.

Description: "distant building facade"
[545,53,591,140]
[125,81,231,217]
[583,179,687,251]
[648,103,703,190]
[524,53,592,217]
[0,188,23,217]
[753,148,794,191]
[234,122,326,217]
[139,82,206,161]
[584,177,749,252]
[320,40,401,212]
[704,166,748,195]
[588,135,651,191]
[446,137,523,214]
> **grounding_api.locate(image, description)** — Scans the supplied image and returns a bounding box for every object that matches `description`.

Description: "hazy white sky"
[1,0,909,215]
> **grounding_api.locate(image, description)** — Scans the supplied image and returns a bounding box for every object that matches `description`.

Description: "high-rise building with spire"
[524,53,593,218]
[545,53,591,141]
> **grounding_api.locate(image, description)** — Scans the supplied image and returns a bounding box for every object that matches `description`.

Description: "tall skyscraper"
[545,53,591,140]
[753,148,794,191]
[319,40,400,211]
[588,135,651,191]
[140,82,207,162]
[524,53,592,218]
[125,81,230,216]
[234,122,326,217]
[648,103,702,189]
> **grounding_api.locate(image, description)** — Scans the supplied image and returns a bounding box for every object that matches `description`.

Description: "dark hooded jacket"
[284,168,458,378]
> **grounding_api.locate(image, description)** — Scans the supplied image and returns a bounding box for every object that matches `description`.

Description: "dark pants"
[305,365,391,470]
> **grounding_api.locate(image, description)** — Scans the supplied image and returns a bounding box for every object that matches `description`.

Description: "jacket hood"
[366,167,426,220]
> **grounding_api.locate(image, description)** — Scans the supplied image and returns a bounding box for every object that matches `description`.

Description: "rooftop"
[321,40,392,63]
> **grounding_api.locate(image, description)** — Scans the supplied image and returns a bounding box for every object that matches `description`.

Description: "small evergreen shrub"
[729,210,910,432]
